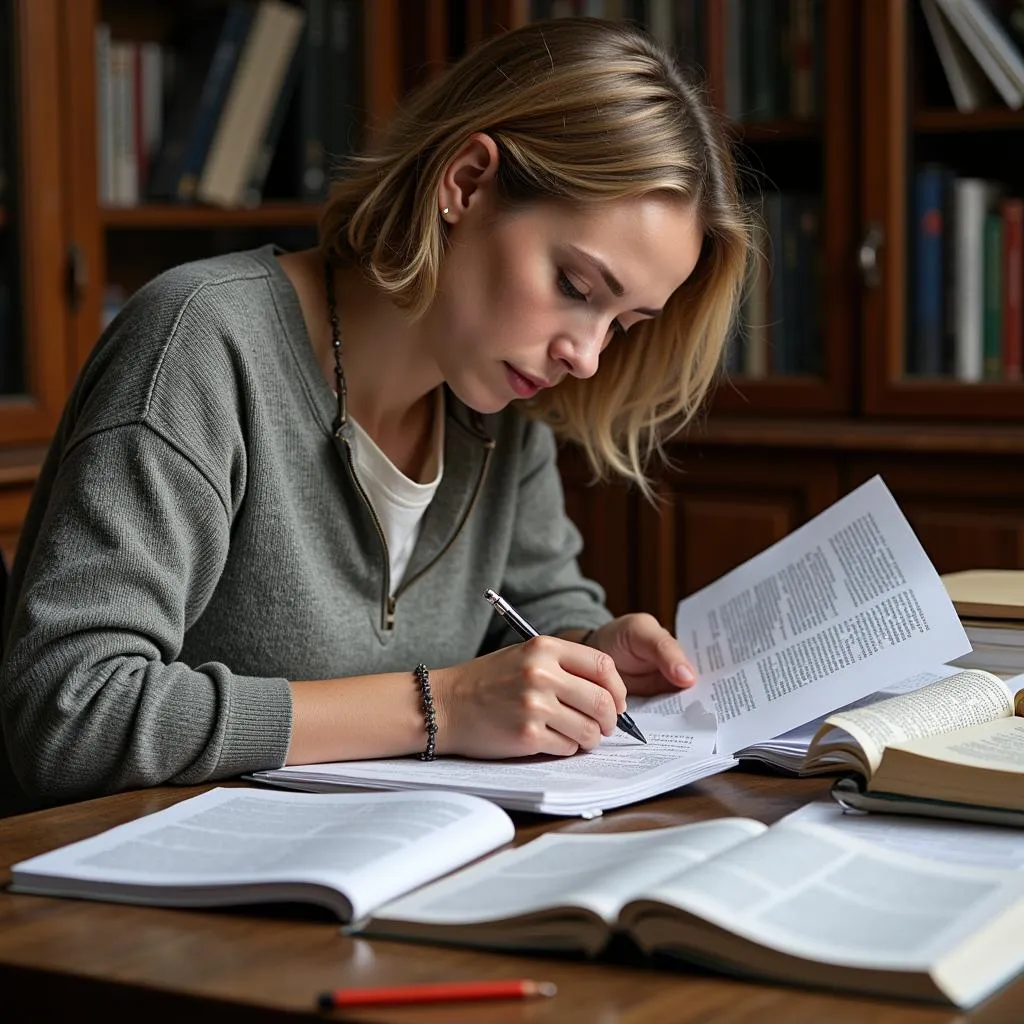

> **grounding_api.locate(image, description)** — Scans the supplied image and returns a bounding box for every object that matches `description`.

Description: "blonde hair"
[320,18,751,495]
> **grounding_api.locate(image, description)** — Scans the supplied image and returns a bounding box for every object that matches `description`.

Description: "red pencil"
[317,978,557,1008]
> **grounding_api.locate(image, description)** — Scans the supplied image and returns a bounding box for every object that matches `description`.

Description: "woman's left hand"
[583,613,696,696]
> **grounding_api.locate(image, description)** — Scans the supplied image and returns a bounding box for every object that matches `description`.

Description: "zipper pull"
[384,594,397,630]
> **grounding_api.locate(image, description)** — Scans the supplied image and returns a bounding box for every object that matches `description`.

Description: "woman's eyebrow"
[568,245,662,316]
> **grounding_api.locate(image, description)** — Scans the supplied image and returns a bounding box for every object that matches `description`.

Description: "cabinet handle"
[66,243,88,311]
[858,222,884,289]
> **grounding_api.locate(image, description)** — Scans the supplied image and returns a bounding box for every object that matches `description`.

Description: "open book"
[734,663,962,774]
[252,477,971,816]
[356,816,1024,1009]
[802,668,1024,818]
[8,787,514,921]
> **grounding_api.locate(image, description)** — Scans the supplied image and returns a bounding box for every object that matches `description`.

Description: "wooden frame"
[862,0,1024,420]
[0,0,71,444]
[709,0,859,417]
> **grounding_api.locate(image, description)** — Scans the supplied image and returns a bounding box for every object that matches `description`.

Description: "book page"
[10,787,515,921]
[628,820,1024,970]
[675,477,970,755]
[813,669,1013,775]
[784,800,1024,871]
[894,716,1024,772]
[364,818,766,931]
[257,699,722,816]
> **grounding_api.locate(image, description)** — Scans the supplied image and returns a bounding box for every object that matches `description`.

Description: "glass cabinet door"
[0,0,71,446]
[0,0,25,400]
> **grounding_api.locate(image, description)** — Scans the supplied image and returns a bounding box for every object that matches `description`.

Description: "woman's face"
[427,193,704,414]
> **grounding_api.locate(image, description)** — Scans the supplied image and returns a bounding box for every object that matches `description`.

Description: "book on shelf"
[197,0,306,209]
[174,1,256,203]
[911,166,1021,381]
[933,0,1024,107]
[921,0,1000,112]
[251,477,971,816]
[144,7,227,202]
[356,813,1024,1010]
[8,787,514,922]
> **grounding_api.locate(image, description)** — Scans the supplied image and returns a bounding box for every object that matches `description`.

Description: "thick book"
[253,477,970,816]
[942,568,1024,620]
[8,787,514,922]
[803,668,1024,813]
[357,816,1024,1009]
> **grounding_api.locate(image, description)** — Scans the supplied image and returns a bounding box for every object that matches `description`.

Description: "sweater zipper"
[340,430,496,632]
[340,437,394,628]
[393,436,495,614]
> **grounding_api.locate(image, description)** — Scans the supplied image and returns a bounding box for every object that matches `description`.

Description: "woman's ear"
[437,133,500,224]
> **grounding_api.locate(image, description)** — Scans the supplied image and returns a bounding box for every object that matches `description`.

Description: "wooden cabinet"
[3,0,1024,617]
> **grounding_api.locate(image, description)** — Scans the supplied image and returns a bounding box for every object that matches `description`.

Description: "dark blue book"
[913,165,949,377]
[176,2,256,202]
[146,8,231,201]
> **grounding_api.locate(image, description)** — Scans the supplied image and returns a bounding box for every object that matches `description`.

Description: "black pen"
[483,588,647,744]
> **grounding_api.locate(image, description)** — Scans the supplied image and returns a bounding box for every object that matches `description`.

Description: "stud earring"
[441,207,450,218]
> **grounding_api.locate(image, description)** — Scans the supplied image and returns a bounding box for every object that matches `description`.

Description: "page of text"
[633,820,1024,969]
[785,800,1024,871]
[819,669,1013,773]
[11,787,514,920]
[674,477,970,754]
[369,818,765,927]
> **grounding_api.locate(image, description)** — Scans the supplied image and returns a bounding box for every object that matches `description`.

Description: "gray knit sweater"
[0,246,611,813]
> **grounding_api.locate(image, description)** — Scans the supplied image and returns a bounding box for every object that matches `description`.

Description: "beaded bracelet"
[413,663,437,761]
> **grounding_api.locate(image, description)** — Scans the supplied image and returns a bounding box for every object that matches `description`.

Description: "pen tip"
[483,588,498,603]
[534,981,558,997]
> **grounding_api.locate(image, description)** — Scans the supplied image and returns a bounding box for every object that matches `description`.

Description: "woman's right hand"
[430,636,628,759]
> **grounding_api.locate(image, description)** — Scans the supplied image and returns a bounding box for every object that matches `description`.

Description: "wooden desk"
[2,771,1021,1023]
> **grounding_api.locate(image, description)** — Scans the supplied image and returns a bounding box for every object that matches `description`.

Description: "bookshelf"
[2,0,1024,618]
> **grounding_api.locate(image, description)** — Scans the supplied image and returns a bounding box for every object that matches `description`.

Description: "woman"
[0,18,750,811]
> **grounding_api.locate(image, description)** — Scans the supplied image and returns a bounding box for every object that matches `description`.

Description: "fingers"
[627,615,696,687]
[532,635,628,716]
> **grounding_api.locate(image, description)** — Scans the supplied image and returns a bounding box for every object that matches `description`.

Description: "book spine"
[109,41,138,206]
[913,166,946,377]
[743,220,769,378]
[765,191,787,373]
[300,0,327,200]
[1003,198,1024,381]
[983,210,1004,380]
[953,178,993,382]
[324,0,361,177]
[145,11,225,201]
[94,23,115,204]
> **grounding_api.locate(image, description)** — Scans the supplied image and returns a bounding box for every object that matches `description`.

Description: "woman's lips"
[505,362,544,398]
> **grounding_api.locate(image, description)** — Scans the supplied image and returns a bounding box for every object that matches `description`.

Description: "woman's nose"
[551,325,605,379]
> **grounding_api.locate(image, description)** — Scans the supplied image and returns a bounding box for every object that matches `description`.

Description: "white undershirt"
[349,389,445,592]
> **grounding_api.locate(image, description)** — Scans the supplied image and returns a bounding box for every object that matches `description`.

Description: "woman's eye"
[557,270,585,301]
[559,270,625,336]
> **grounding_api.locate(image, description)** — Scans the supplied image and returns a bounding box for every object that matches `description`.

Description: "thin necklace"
[323,259,349,436]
